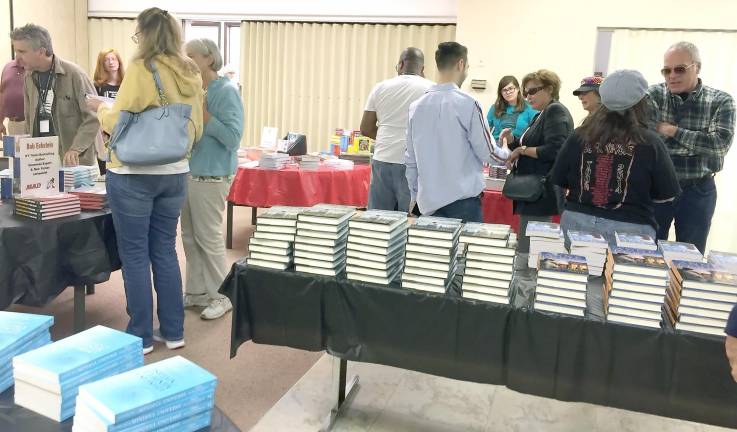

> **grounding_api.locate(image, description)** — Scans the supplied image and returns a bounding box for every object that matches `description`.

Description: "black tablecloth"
[0,387,241,432]
[221,261,737,429]
[0,202,120,309]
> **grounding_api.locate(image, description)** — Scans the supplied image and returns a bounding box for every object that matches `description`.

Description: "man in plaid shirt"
[648,41,735,254]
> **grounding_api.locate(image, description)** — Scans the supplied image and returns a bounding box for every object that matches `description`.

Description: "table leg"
[73,285,86,333]
[321,357,360,432]
[251,207,258,226]
[226,201,234,250]
[86,284,95,295]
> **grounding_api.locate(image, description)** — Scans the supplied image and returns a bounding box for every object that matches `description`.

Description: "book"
[255,224,297,234]
[536,277,587,292]
[346,264,402,280]
[252,231,295,242]
[672,260,737,294]
[458,222,511,247]
[612,272,669,287]
[614,232,657,250]
[466,244,516,256]
[342,230,406,247]
[297,206,355,225]
[296,228,348,240]
[612,247,669,278]
[293,235,345,247]
[536,293,586,309]
[608,313,661,329]
[607,297,663,313]
[464,267,512,281]
[257,206,306,227]
[462,291,508,304]
[404,265,456,280]
[535,285,586,301]
[675,322,725,337]
[609,289,664,304]
[525,221,562,238]
[296,221,350,234]
[346,249,404,264]
[679,296,735,313]
[537,253,589,283]
[295,265,344,277]
[407,216,462,240]
[535,301,584,317]
[246,258,288,270]
[294,257,344,269]
[294,242,347,256]
[248,244,292,255]
[346,254,403,271]
[346,241,404,257]
[461,285,509,298]
[402,271,453,287]
[295,249,346,262]
[348,209,407,232]
[679,313,727,328]
[407,235,457,249]
[461,276,511,289]
[405,251,456,263]
[406,243,456,256]
[464,260,513,273]
[346,272,400,285]
[708,250,737,272]
[248,237,291,249]
[611,280,667,295]
[465,252,514,264]
[401,280,447,294]
[249,252,292,264]
[0,312,53,356]
[76,356,217,425]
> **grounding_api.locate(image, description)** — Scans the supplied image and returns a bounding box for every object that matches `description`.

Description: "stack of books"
[614,232,657,250]
[488,165,508,179]
[402,216,462,294]
[294,204,356,276]
[68,185,107,210]
[534,252,589,317]
[527,222,566,268]
[299,155,321,171]
[14,193,81,221]
[460,223,514,303]
[665,261,736,336]
[323,159,354,170]
[60,166,98,191]
[0,312,53,393]
[12,325,143,421]
[658,240,703,264]
[247,206,304,270]
[567,231,609,276]
[74,356,217,432]
[708,250,737,273]
[345,210,408,285]
[259,153,290,169]
[607,247,669,329]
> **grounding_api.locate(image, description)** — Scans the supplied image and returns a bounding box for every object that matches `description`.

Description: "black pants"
[654,176,717,254]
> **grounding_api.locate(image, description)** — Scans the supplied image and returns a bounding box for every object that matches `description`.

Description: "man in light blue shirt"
[406,42,510,222]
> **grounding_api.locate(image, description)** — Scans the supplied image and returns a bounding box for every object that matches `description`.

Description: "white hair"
[668,41,702,66]
[185,38,223,71]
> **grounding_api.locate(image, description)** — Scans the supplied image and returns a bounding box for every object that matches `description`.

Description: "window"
[183,20,240,73]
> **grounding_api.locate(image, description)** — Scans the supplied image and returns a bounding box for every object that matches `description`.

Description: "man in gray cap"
[551,69,680,252]
[648,41,735,253]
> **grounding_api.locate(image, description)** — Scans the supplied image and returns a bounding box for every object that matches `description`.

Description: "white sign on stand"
[17,136,60,197]
[260,126,278,149]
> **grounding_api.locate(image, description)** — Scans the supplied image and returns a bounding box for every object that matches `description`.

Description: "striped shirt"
[647,80,735,181]
[405,82,510,215]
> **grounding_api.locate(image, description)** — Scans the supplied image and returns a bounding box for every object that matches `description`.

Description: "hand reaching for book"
[726,335,737,382]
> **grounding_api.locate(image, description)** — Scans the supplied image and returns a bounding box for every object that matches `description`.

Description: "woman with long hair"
[487,75,537,143]
[551,70,680,247]
[86,7,204,354]
[92,48,125,174]
[181,38,244,320]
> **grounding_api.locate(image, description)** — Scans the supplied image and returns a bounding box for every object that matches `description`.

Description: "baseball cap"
[599,70,648,112]
[573,76,604,96]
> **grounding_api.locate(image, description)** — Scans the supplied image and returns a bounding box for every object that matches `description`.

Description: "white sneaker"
[200,297,233,320]
[143,345,154,355]
[152,329,186,350]
[183,294,209,308]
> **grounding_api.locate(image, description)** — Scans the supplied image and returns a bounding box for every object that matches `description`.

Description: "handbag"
[502,168,547,202]
[109,62,193,166]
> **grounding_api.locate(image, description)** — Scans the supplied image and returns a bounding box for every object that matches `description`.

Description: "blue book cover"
[567,230,607,246]
[77,356,217,424]
[615,232,656,247]
[0,312,53,358]
[156,409,213,432]
[1,331,51,364]
[525,221,562,238]
[658,240,701,255]
[709,251,737,272]
[13,325,141,384]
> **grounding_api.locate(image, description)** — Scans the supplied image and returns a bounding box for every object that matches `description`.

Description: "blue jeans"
[560,210,656,249]
[368,160,411,212]
[654,176,717,254]
[432,196,483,223]
[107,172,187,347]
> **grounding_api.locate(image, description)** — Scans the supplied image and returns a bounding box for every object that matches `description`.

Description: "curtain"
[87,18,138,77]
[239,21,456,153]
[609,29,737,254]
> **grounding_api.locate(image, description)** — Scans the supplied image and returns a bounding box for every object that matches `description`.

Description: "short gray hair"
[668,41,701,66]
[185,38,223,72]
[10,23,54,56]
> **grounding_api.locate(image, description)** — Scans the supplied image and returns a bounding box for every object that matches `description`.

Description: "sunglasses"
[661,63,696,77]
[523,86,544,97]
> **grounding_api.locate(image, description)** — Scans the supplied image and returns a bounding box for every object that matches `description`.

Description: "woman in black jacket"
[500,69,573,262]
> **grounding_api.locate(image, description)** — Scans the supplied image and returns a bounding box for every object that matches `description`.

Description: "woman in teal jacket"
[487,75,538,143]
[182,38,244,320]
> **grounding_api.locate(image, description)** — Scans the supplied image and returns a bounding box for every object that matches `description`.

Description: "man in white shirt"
[360,48,434,212]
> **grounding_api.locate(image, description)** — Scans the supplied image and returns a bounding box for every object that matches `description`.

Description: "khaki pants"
[7,120,25,135]
[181,177,232,300]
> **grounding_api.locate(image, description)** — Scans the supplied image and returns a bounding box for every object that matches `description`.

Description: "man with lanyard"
[648,41,735,254]
[11,23,99,166]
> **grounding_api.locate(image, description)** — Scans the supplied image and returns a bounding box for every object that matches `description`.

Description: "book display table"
[0,387,241,432]
[225,164,371,248]
[0,202,120,332]
[481,189,561,233]
[221,261,737,429]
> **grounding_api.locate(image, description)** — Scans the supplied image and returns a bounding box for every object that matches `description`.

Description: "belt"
[679,173,714,188]
[8,117,24,122]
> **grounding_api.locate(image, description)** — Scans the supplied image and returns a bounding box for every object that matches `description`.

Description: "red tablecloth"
[481,189,560,233]
[227,164,371,208]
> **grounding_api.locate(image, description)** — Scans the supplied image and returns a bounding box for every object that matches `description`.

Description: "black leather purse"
[502,168,547,202]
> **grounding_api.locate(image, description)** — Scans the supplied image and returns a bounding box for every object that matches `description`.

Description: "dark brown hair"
[578,97,650,146]
[522,69,562,100]
[494,76,526,118]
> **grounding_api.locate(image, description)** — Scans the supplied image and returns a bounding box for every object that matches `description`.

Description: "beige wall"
[11,0,89,70]
[456,0,737,124]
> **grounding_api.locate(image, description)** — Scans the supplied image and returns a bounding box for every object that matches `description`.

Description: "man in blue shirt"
[405,42,510,222]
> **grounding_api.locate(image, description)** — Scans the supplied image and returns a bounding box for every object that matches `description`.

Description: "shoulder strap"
[149,61,169,105]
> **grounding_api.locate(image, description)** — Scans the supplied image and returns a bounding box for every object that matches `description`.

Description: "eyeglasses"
[523,86,544,97]
[661,63,696,77]
[502,86,518,94]
[131,31,141,44]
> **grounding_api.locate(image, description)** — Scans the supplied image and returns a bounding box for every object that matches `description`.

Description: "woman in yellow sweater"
[86,7,203,355]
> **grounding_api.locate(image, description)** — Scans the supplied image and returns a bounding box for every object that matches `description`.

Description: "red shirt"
[0,60,25,121]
